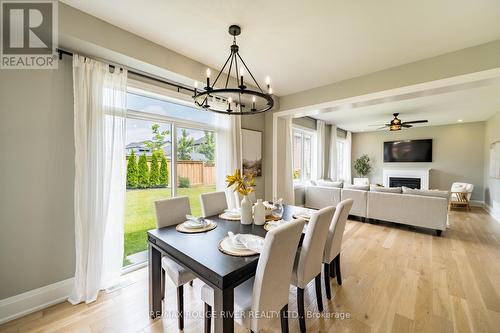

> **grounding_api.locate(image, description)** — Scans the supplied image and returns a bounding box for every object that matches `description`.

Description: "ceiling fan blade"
[368,124,390,127]
[401,120,428,125]
[401,124,413,128]
[376,126,388,130]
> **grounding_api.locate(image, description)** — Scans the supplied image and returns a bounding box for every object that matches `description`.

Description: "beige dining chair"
[323,199,353,299]
[200,191,229,217]
[291,206,335,332]
[200,219,306,333]
[154,196,196,331]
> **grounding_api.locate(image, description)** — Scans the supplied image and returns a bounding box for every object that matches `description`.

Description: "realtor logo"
[1,0,58,69]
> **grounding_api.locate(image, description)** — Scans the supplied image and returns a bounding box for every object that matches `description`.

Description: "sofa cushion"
[402,186,449,198]
[316,179,343,188]
[370,185,402,193]
[344,184,369,191]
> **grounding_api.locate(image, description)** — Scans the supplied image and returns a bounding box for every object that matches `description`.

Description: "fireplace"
[389,177,421,189]
[382,168,430,190]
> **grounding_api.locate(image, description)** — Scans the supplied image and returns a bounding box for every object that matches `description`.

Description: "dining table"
[147,204,312,333]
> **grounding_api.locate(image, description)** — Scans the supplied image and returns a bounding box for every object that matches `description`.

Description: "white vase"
[240,195,253,225]
[253,199,266,226]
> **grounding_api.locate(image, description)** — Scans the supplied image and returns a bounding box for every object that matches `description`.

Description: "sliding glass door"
[123,85,216,267]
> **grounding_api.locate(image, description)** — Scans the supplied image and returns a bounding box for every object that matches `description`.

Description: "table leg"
[149,242,162,318]
[213,287,234,333]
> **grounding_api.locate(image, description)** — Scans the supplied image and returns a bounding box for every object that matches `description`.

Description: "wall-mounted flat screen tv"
[384,139,432,162]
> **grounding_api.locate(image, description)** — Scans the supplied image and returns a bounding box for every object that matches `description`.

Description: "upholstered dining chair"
[200,219,306,333]
[323,199,353,300]
[291,206,335,332]
[154,196,196,330]
[200,191,229,217]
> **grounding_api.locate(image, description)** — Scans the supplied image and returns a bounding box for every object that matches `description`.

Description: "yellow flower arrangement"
[226,169,255,196]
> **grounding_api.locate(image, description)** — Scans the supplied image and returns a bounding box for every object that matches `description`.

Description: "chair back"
[251,219,305,332]
[200,191,228,217]
[324,199,353,263]
[296,206,335,288]
[451,182,474,200]
[154,196,191,228]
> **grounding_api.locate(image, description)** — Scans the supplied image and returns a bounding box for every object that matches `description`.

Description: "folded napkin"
[185,215,209,227]
[227,232,263,253]
[266,219,287,229]
[223,208,241,217]
[263,201,276,210]
[294,209,312,219]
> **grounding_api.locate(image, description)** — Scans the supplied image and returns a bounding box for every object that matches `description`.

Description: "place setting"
[218,231,265,257]
[175,215,217,233]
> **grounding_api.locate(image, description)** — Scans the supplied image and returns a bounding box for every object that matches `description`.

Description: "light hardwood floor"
[2,208,500,332]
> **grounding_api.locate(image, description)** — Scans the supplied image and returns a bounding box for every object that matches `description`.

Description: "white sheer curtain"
[278,117,295,204]
[69,55,127,305]
[315,120,326,180]
[215,113,241,209]
[343,131,352,184]
[328,125,338,181]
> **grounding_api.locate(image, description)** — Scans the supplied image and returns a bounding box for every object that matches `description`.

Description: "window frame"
[292,125,316,185]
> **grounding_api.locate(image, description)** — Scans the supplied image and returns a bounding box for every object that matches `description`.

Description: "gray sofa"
[301,182,448,235]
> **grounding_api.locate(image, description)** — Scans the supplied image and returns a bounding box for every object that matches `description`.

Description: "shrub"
[178,177,190,188]
[126,150,138,188]
[353,154,372,177]
[149,152,160,187]
[159,155,169,187]
[137,153,150,188]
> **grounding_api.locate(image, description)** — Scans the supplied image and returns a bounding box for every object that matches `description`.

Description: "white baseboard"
[484,203,500,223]
[0,278,74,325]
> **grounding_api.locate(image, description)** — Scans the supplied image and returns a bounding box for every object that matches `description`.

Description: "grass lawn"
[124,185,216,265]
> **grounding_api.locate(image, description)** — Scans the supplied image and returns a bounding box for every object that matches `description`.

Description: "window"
[336,140,345,181]
[123,85,216,267]
[292,128,314,183]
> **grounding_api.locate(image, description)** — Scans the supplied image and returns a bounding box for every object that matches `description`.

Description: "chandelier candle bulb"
[240,67,244,87]
[227,97,233,112]
[269,87,273,94]
[206,68,211,90]
[194,81,198,95]
[252,96,256,110]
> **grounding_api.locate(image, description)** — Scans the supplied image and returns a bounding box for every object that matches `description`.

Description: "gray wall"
[484,111,500,215]
[0,58,75,299]
[352,122,485,201]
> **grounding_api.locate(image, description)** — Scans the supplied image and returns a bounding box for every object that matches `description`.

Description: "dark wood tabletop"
[147,204,311,333]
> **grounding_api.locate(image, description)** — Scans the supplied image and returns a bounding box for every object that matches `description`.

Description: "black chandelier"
[193,25,274,115]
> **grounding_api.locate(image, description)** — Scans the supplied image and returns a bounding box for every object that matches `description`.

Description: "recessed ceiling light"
[457,119,463,122]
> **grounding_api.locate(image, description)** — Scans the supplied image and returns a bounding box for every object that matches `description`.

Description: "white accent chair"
[201,219,306,333]
[154,196,196,330]
[291,206,335,332]
[323,199,353,300]
[450,182,474,210]
[200,191,228,217]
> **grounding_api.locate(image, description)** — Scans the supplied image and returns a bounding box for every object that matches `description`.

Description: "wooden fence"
[126,156,215,186]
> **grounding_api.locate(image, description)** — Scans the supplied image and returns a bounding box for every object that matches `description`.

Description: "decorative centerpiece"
[353,154,372,185]
[226,169,255,225]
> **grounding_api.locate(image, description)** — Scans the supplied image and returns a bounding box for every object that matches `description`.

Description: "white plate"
[183,220,209,229]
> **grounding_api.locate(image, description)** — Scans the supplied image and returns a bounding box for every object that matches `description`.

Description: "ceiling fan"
[369,113,428,131]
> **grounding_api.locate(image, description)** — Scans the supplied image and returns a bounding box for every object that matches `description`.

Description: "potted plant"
[353,154,372,185]
[226,169,255,225]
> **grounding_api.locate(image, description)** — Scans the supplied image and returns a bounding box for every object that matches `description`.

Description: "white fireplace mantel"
[383,168,431,190]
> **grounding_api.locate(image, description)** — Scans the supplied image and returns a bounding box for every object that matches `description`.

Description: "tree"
[159,155,169,187]
[126,150,138,188]
[149,152,160,187]
[197,131,215,165]
[137,153,150,188]
[177,128,194,160]
[145,123,169,157]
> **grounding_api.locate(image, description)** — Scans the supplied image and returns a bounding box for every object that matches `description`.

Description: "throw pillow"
[316,179,343,188]
[369,185,402,193]
[344,184,370,191]
[402,186,449,198]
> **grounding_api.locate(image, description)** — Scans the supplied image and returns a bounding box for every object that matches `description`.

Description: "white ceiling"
[311,81,500,132]
[62,0,500,96]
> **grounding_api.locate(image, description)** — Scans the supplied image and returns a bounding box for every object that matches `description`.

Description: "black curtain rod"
[57,48,195,94]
